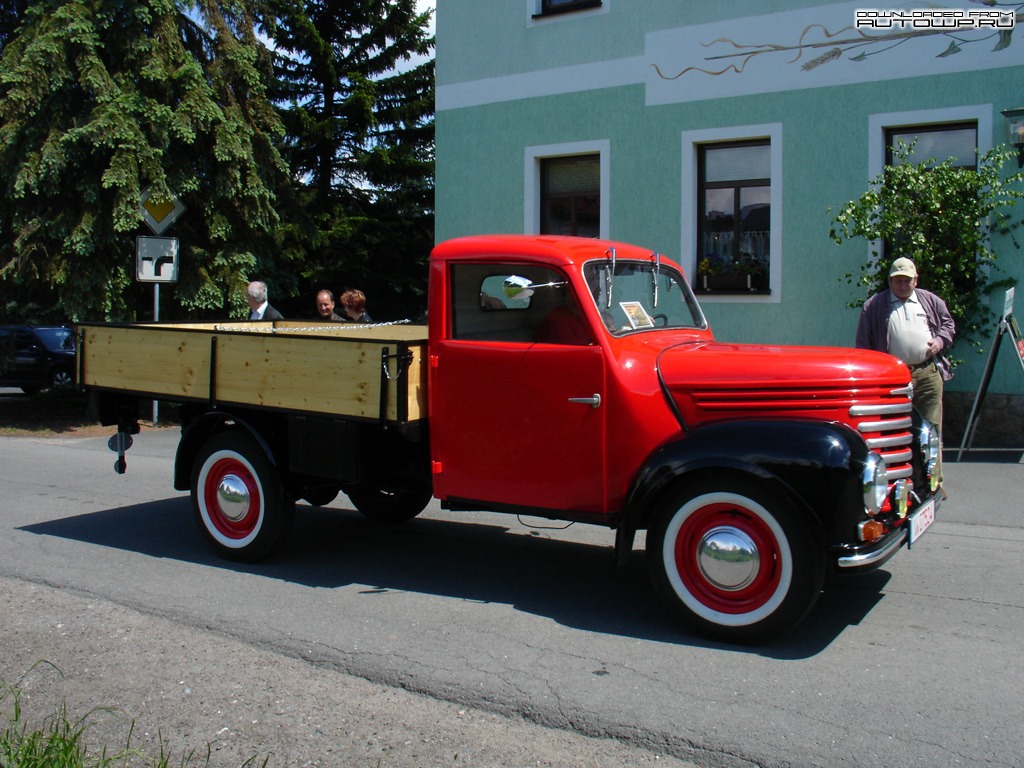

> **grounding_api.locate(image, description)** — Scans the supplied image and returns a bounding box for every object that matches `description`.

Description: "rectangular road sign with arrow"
[136,236,179,283]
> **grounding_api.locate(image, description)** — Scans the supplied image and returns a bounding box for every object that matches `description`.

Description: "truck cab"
[428,235,709,516]
[426,235,942,641]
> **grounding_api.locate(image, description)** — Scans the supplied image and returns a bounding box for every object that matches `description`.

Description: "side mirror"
[503,275,534,301]
[502,275,567,302]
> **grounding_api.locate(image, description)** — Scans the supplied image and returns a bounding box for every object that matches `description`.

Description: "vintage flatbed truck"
[77,234,942,642]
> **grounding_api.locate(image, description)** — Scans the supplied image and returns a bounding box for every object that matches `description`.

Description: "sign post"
[138,188,185,426]
[956,288,1021,459]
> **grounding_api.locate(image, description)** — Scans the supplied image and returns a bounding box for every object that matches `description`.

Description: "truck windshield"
[582,260,707,335]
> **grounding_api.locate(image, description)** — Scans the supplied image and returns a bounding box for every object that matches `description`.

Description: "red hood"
[656,340,910,425]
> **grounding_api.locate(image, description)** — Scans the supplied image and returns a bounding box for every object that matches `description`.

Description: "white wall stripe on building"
[437,56,645,112]
[439,1,1024,112]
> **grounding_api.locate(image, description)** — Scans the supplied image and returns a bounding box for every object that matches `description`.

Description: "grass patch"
[1,664,266,767]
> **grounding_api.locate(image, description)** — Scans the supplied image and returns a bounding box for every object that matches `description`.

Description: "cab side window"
[449,263,589,344]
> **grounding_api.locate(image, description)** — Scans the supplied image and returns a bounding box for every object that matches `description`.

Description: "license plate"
[908,498,936,545]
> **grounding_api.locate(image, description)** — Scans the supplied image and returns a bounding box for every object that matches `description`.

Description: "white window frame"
[527,0,609,26]
[682,124,783,304]
[525,140,610,238]
[866,105,992,265]
[868,105,992,179]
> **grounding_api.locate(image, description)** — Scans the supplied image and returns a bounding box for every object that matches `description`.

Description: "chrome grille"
[851,394,914,481]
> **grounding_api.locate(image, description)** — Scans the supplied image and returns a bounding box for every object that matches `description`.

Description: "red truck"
[78,234,942,642]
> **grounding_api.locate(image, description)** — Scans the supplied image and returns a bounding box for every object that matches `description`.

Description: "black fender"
[615,419,869,565]
[173,410,280,491]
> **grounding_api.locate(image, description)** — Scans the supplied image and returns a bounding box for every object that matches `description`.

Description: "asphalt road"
[1,427,1022,768]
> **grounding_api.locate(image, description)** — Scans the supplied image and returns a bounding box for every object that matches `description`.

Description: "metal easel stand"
[956,313,1024,461]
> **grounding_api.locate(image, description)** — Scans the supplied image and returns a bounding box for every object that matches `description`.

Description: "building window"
[536,0,602,17]
[881,121,978,260]
[697,140,771,294]
[540,155,600,237]
[885,122,978,168]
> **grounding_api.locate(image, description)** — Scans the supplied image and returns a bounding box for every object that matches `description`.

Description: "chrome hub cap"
[697,526,760,591]
[216,473,251,522]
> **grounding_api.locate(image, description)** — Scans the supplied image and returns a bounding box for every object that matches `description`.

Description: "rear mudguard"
[173,410,279,491]
[615,419,868,565]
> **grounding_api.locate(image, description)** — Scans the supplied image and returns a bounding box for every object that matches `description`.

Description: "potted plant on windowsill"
[698,253,767,292]
[696,257,715,291]
[736,251,768,291]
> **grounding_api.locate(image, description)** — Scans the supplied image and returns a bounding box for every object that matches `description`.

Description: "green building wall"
[435,1,1024,444]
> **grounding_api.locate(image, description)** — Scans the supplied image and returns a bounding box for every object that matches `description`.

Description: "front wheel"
[345,483,431,523]
[50,367,73,388]
[191,431,294,562]
[646,476,824,643]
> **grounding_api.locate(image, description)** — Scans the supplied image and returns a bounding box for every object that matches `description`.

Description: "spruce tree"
[0,0,289,321]
[271,0,434,320]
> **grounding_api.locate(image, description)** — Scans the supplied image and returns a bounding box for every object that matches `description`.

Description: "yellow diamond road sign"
[141,187,186,235]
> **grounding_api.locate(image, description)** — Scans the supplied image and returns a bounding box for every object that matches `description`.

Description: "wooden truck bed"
[77,321,429,424]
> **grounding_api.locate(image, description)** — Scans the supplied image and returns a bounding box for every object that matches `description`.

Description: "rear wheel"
[191,431,294,562]
[646,476,824,643]
[302,486,339,507]
[345,483,431,523]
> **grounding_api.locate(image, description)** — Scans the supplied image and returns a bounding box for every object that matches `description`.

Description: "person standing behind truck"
[855,256,954,488]
[339,289,373,323]
[315,289,344,321]
[246,281,284,321]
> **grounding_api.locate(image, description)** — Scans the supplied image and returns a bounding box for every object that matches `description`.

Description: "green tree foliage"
[271,0,434,320]
[829,143,1024,352]
[0,0,289,322]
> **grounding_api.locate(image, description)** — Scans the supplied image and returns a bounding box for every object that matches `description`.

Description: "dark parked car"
[0,325,76,393]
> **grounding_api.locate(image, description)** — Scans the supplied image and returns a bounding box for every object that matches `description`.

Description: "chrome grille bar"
[857,416,913,433]
[879,448,912,464]
[850,402,912,416]
[866,434,912,449]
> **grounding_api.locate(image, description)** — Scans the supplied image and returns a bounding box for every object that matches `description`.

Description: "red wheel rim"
[203,456,262,540]
[672,501,782,615]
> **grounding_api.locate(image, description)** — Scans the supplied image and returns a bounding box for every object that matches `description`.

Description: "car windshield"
[33,327,74,352]
[582,259,707,335]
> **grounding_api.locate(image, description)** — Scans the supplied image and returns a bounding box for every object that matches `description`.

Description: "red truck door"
[432,342,606,513]
[430,264,607,514]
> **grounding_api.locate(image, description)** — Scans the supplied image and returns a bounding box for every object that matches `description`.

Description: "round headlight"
[919,421,941,465]
[862,452,888,515]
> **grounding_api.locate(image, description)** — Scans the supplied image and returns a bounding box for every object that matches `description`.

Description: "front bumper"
[831,489,942,573]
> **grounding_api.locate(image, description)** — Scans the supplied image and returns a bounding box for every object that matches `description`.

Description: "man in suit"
[246,281,284,321]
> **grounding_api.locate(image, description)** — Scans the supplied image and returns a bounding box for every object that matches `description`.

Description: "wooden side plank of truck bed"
[77,321,428,424]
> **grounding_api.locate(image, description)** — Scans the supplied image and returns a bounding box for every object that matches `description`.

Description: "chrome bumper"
[836,490,942,570]
[836,527,907,569]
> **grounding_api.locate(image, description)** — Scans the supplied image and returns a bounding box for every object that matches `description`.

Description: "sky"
[417,0,436,34]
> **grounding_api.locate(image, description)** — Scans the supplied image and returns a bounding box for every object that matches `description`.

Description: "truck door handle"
[568,394,602,408]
